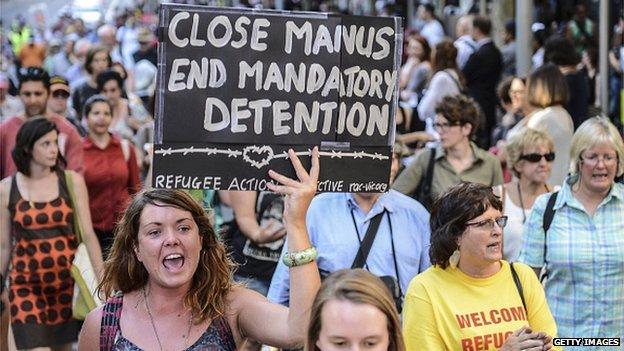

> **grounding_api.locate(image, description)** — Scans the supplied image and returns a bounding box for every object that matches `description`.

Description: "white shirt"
[497,184,561,262]
[0,95,23,123]
[417,69,461,137]
[420,20,445,47]
[454,35,476,69]
[527,106,574,185]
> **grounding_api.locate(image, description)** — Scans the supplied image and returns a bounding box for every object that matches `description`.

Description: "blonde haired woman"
[495,128,558,262]
[306,269,405,351]
[519,117,624,340]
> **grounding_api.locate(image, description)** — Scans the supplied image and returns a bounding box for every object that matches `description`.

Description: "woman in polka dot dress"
[0,118,104,350]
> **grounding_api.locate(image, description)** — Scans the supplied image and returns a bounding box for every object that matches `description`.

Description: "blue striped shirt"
[519,180,624,342]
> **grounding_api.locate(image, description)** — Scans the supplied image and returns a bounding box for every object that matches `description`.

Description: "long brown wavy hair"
[98,189,235,323]
[305,269,405,351]
[431,39,466,87]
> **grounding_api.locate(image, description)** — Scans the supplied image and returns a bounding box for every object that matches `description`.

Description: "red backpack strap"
[99,294,123,351]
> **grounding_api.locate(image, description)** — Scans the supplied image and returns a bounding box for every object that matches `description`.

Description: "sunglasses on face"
[52,90,70,99]
[519,152,555,163]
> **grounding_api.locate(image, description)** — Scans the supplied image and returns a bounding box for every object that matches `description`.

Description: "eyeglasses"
[52,90,70,99]
[519,152,555,163]
[433,121,461,132]
[580,153,618,166]
[466,216,508,230]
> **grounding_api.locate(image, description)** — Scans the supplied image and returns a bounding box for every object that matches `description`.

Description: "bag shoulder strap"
[542,191,558,234]
[99,295,124,351]
[444,69,465,93]
[510,263,527,314]
[120,138,130,162]
[541,191,558,269]
[351,211,385,269]
[64,171,83,244]
[419,147,436,197]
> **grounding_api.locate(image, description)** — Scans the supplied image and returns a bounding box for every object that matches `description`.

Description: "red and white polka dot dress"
[7,172,81,349]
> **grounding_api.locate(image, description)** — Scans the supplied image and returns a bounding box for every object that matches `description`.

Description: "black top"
[564,70,589,130]
[224,192,285,281]
[133,47,158,67]
[71,80,99,118]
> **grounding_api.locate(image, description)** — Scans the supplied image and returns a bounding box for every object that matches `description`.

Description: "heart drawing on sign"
[242,145,275,169]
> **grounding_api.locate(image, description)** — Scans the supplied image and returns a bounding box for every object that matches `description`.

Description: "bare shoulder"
[226,285,265,312]
[78,305,104,351]
[225,286,265,342]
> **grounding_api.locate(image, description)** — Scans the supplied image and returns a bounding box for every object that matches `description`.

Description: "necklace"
[142,287,193,351]
[517,181,549,223]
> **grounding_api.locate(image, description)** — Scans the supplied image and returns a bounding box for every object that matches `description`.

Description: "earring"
[449,249,460,269]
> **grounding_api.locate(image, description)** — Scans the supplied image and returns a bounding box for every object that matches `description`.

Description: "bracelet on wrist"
[282,247,318,268]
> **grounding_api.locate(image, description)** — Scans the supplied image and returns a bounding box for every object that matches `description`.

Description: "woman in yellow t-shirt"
[403,182,559,351]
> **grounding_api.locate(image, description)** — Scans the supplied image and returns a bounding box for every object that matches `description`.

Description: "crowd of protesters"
[0,0,623,350]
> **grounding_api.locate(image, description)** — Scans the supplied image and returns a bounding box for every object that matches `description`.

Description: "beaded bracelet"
[282,247,318,268]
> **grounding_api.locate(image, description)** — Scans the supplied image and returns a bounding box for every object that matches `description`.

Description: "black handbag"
[413,147,436,210]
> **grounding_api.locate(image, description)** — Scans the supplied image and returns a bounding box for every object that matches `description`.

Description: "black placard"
[153,4,402,191]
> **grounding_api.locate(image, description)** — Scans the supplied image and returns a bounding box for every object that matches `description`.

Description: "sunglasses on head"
[519,152,555,163]
[19,66,45,76]
[52,90,70,99]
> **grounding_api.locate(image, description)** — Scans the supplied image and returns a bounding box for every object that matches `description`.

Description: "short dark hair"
[12,117,66,176]
[544,35,580,66]
[473,16,492,36]
[18,67,50,91]
[435,94,480,137]
[527,63,569,108]
[429,182,502,269]
[505,20,516,38]
[84,45,112,75]
[422,3,435,14]
[82,94,113,119]
[96,69,124,92]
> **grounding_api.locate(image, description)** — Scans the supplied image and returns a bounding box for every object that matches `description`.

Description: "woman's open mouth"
[162,253,185,271]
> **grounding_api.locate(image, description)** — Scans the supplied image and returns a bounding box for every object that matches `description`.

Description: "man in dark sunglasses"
[47,76,86,137]
[0,67,84,178]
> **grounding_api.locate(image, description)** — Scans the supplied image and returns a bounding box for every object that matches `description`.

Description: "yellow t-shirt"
[403,261,560,351]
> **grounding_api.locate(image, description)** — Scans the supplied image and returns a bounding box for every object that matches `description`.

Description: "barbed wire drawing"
[155,145,389,169]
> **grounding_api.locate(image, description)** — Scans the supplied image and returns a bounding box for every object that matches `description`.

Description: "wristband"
[282,247,318,268]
